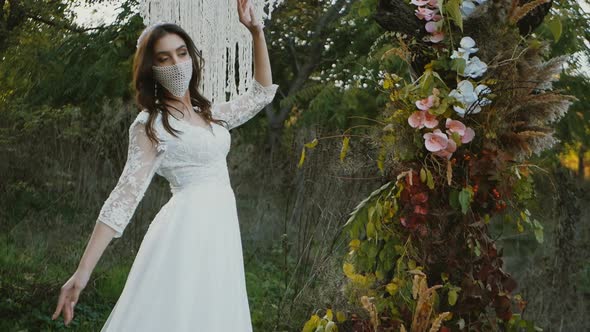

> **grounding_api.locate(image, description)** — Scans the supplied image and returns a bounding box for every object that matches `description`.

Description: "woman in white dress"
[51,0,278,330]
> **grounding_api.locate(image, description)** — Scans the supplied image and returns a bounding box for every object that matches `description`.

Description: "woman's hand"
[52,269,91,326]
[237,0,263,34]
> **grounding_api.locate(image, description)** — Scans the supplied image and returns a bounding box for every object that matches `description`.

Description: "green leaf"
[458,187,473,214]
[358,6,371,17]
[426,169,435,190]
[451,58,467,75]
[445,0,463,31]
[366,221,375,239]
[533,219,544,243]
[448,286,461,306]
[448,288,458,306]
[474,239,481,256]
[449,189,460,210]
[342,181,395,229]
[377,145,386,175]
[546,16,562,42]
[420,72,435,95]
[375,202,383,218]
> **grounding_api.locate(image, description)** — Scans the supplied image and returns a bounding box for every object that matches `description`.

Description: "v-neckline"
[172,107,216,135]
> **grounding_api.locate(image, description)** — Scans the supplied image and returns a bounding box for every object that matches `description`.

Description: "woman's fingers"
[53,284,79,325]
[237,0,243,15]
[65,290,80,325]
[66,301,75,325]
[52,289,67,320]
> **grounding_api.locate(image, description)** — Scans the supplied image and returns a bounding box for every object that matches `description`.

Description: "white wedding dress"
[96,78,278,331]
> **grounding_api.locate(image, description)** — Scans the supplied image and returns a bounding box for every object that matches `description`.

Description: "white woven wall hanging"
[138,0,283,103]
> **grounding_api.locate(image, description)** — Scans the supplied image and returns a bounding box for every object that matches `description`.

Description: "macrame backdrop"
[138,0,283,103]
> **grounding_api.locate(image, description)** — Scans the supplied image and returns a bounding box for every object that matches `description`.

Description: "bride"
[51,0,278,330]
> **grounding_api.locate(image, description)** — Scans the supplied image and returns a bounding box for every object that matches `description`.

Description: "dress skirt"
[100,181,253,331]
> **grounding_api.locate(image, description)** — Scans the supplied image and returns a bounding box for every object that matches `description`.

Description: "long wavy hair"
[133,23,227,146]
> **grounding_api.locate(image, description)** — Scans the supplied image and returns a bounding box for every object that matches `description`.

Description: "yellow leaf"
[517,219,524,233]
[302,314,320,332]
[343,263,355,278]
[340,136,350,162]
[298,147,306,168]
[305,138,319,148]
[325,308,333,321]
[386,282,399,295]
[420,168,426,182]
[325,321,336,332]
[383,78,393,89]
[349,239,360,251]
[336,311,346,323]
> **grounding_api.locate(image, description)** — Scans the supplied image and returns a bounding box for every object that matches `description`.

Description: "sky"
[70,1,121,27]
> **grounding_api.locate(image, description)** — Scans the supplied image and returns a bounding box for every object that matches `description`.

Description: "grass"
[0,210,295,331]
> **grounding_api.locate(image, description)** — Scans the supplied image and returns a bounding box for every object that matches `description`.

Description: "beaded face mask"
[152,57,193,98]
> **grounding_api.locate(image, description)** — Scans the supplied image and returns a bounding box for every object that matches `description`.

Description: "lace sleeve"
[96,114,166,238]
[212,78,279,130]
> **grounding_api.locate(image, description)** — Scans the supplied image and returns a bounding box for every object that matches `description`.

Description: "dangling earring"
[154,81,160,104]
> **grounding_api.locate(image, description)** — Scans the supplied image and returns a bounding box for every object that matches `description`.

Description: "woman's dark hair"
[132,23,227,146]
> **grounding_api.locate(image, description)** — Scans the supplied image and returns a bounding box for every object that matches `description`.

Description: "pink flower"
[423,129,449,152]
[415,7,437,21]
[408,111,439,129]
[445,118,466,136]
[411,0,439,8]
[416,95,435,110]
[445,118,475,144]
[462,127,475,143]
[423,112,439,128]
[433,138,457,159]
[408,111,425,128]
[425,21,445,43]
[410,0,430,5]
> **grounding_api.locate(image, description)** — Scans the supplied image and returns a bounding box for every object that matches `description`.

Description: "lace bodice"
[97,79,279,238]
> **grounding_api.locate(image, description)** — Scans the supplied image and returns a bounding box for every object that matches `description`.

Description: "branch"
[268,0,349,128]
[372,0,422,36]
[23,11,108,33]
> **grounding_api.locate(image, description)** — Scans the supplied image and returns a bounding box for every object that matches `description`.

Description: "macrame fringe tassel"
[138,0,283,103]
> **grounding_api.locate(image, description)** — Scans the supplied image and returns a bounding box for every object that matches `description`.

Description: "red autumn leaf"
[414,204,429,215]
[411,191,429,204]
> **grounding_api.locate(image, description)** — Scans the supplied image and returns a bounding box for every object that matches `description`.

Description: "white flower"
[462,56,488,78]
[451,50,470,61]
[459,37,479,54]
[449,80,492,117]
[461,0,488,18]
[460,0,476,17]
[449,80,476,104]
